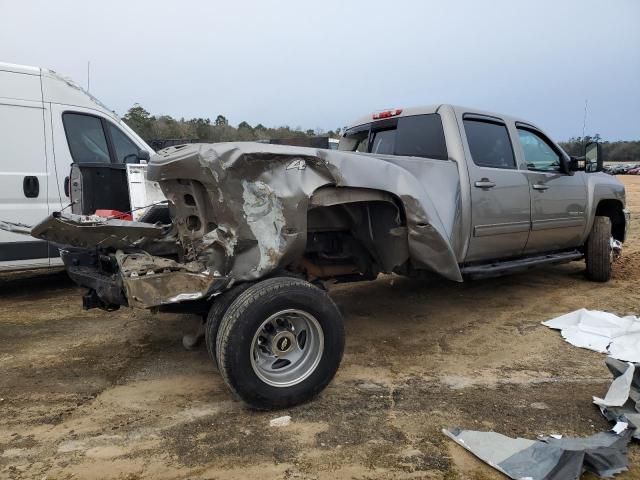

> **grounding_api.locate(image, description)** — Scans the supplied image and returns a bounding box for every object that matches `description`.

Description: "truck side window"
[341,114,448,160]
[371,129,395,155]
[62,113,110,164]
[463,119,516,169]
[517,129,562,172]
[108,123,140,163]
[395,114,447,159]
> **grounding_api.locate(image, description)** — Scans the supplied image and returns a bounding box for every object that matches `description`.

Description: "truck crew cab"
[23,104,629,409]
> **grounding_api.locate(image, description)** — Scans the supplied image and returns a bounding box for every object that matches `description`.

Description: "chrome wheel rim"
[250,309,324,387]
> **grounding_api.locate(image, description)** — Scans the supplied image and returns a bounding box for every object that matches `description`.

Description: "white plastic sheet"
[593,363,635,408]
[542,309,640,362]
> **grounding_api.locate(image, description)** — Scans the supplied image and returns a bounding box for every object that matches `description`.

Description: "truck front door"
[462,115,531,262]
[516,126,588,253]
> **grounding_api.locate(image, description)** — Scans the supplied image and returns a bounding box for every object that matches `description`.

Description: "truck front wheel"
[585,216,613,282]
[215,277,344,409]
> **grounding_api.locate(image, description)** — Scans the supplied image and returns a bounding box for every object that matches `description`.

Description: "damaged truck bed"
[35,141,461,310]
[27,105,628,409]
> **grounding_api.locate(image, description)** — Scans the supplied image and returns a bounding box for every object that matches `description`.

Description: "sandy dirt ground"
[2,176,640,480]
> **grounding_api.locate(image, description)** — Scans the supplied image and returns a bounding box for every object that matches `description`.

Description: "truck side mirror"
[585,142,602,173]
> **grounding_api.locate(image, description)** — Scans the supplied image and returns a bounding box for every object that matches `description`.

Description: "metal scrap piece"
[31,212,168,250]
[596,359,640,440]
[115,251,226,308]
[443,427,633,479]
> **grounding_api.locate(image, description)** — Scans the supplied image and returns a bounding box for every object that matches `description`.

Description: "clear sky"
[1,0,638,140]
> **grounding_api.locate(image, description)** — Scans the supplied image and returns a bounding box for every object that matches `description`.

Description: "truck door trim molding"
[473,221,531,237]
[531,218,585,231]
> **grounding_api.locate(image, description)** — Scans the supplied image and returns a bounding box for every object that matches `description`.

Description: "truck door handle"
[23,176,40,198]
[474,179,496,189]
[64,176,70,197]
[532,183,549,191]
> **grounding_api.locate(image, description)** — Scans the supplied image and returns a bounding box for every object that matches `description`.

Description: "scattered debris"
[444,357,640,479]
[269,415,291,427]
[443,427,633,480]
[595,358,640,440]
[542,309,640,362]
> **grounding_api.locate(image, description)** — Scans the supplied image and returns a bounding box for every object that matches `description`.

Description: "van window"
[108,123,140,163]
[463,119,516,169]
[340,114,448,160]
[63,113,110,164]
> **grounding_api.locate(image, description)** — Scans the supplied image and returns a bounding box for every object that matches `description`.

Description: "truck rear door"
[462,114,531,262]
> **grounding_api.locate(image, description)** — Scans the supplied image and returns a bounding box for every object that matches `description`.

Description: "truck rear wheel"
[204,283,252,366]
[215,277,344,409]
[585,216,613,282]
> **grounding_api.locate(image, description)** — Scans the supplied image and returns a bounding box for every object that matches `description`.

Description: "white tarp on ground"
[542,309,640,363]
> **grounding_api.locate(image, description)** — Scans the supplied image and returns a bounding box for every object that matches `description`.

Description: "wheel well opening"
[595,199,625,242]
[300,195,409,281]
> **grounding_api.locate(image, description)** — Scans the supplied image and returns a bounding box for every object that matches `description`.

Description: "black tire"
[586,216,613,282]
[204,283,252,366]
[215,277,344,410]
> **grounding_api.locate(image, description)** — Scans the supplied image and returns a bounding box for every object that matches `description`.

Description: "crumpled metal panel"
[148,142,463,283]
[24,142,464,308]
[114,251,227,309]
[596,359,640,440]
[31,213,167,250]
[444,427,633,479]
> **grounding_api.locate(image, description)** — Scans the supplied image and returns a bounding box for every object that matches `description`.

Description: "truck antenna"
[581,99,588,143]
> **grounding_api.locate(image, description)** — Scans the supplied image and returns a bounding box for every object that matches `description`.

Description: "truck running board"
[461,250,584,280]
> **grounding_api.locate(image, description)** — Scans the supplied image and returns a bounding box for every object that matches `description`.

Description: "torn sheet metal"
[443,427,633,479]
[115,251,226,309]
[542,309,640,362]
[0,220,33,235]
[147,142,463,282]
[30,212,169,250]
[595,358,640,440]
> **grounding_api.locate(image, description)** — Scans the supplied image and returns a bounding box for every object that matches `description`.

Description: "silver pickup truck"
[28,104,629,409]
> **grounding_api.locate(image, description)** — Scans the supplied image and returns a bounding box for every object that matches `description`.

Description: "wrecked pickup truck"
[27,104,628,409]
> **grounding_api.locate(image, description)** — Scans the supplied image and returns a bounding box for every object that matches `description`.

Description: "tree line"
[122,104,341,148]
[123,105,639,163]
[559,135,640,163]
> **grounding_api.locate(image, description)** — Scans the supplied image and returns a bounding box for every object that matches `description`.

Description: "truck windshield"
[339,114,448,160]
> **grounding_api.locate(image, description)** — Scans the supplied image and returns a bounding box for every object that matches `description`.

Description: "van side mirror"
[137,150,151,162]
[585,142,602,173]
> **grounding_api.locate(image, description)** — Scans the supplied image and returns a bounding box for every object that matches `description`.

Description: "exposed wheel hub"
[250,309,324,387]
[272,331,295,356]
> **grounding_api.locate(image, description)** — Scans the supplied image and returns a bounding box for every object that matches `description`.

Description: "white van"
[0,62,153,272]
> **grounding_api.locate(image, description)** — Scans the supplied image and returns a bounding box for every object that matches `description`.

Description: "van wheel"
[215,277,344,409]
[204,283,252,366]
[586,216,613,282]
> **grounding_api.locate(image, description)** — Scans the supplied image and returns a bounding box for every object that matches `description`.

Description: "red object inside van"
[94,209,133,221]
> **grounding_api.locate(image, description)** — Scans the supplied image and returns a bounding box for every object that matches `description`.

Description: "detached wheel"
[215,277,344,409]
[586,216,613,282]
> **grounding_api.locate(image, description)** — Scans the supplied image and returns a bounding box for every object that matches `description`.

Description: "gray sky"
[1,0,638,140]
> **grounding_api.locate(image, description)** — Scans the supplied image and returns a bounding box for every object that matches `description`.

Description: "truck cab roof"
[345,104,543,133]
